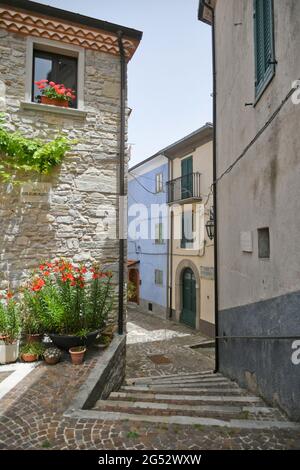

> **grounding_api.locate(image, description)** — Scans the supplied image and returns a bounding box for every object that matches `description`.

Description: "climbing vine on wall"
[0,115,73,183]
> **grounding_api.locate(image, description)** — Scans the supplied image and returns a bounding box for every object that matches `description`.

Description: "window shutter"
[181,212,186,248]
[155,223,159,243]
[254,0,264,87]
[254,0,275,97]
[159,223,163,243]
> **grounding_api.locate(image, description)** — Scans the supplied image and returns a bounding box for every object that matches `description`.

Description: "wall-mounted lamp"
[205,207,215,240]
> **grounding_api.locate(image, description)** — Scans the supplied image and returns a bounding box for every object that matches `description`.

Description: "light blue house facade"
[128,155,169,316]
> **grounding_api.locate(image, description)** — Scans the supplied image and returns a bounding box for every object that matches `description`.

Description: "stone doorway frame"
[175,259,201,330]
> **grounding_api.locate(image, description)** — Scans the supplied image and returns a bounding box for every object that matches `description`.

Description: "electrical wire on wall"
[203,81,300,207]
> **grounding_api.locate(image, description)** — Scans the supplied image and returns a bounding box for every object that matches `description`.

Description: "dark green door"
[181,156,193,200]
[181,268,196,328]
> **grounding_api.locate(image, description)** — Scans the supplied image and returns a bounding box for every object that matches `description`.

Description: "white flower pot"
[0,341,19,364]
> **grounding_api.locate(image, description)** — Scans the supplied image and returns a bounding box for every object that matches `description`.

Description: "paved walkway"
[0,306,299,450]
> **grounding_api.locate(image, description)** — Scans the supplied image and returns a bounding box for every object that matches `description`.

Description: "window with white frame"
[155,269,163,286]
[32,49,78,108]
[25,38,85,110]
[155,172,163,193]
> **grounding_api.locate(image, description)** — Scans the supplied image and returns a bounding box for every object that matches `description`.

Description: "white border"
[0,362,38,400]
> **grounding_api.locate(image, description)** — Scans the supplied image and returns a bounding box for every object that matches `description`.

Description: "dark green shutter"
[254,0,275,97]
[181,212,186,248]
[181,156,193,200]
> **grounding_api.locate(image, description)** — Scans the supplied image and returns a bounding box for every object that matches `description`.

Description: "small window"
[155,222,164,245]
[32,49,78,108]
[155,173,163,193]
[258,227,270,258]
[254,0,275,99]
[155,270,163,286]
[148,302,153,311]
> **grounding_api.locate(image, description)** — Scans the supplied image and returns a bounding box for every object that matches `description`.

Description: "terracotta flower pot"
[44,356,60,365]
[26,333,43,343]
[41,96,69,108]
[69,346,86,365]
[21,353,39,362]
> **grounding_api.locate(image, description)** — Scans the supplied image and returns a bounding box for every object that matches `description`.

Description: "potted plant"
[22,260,114,350]
[35,80,76,108]
[43,347,61,365]
[69,346,86,365]
[0,291,21,364]
[20,342,45,362]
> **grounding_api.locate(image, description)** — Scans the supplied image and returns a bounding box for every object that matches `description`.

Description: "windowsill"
[20,101,87,118]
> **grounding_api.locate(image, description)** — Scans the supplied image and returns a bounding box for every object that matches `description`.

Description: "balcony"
[166,172,202,204]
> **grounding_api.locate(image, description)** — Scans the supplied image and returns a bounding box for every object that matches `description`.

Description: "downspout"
[166,157,170,319]
[167,157,174,319]
[117,31,126,335]
[203,2,219,372]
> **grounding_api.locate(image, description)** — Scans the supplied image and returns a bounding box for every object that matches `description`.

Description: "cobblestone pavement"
[126,306,215,378]
[0,306,299,450]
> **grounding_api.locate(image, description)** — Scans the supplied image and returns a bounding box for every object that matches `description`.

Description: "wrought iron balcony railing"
[166,172,201,203]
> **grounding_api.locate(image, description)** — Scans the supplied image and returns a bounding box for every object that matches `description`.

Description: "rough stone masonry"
[0,27,127,323]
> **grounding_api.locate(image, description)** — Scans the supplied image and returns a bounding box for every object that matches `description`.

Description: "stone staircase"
[93,370,300,430]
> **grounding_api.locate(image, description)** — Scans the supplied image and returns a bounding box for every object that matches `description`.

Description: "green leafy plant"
[126,431,140,439]
[0,115,73,183]
[127,281,137,301]
[0,292,21,344]
[69,346,86,352]
[22,260,115,336]
[20,342,45,357]
[22,289,44,335]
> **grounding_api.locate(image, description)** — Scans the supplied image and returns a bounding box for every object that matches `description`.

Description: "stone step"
[110,391,264,405]
[122,381,239,390]
[126,370,217,384]
[87,409,300,430]
[120,386,243,395]
[95,399,281,420]
[126,377,232,387]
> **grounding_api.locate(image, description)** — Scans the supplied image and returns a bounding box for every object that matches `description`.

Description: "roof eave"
[198,0,214,25]
[0,0,143,41]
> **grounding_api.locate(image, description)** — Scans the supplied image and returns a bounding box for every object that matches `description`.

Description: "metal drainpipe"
[117,31,126,336]
[203,2,219,372]
[168,158,174,319]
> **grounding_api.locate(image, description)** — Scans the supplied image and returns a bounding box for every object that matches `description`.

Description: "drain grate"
[148,354,172,365]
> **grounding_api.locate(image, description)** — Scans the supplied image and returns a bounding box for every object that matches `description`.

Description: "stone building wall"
[0,28,125,322]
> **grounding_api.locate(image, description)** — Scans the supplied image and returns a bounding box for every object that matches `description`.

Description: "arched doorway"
[181,268,196,328]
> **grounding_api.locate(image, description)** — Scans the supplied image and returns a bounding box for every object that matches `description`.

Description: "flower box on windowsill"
[40,96,69,108]
[20,101,87,118]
